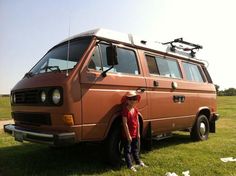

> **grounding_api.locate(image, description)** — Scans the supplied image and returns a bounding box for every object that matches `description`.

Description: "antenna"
[66,16,71,77]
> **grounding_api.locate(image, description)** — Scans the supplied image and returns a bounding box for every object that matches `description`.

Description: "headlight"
[52,89,61,104]
[40,91,46,103]
[10,93,15,103]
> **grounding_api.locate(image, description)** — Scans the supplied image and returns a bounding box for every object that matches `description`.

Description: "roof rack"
[162,38,203,58]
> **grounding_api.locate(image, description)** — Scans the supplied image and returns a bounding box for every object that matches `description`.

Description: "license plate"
[14,131,23,142]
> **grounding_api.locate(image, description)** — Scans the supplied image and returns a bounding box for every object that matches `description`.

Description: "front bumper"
[209,113,220,133]
[212,113,220,121]
[4,124,75,146]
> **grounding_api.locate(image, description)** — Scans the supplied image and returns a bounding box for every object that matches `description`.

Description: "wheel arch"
[191,108,210,141]
[104,111,144,140]
[196,107,211,121]
[104,111,122,139]
[138,112,144,137]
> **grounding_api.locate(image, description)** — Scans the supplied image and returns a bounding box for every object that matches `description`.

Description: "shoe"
[130,166,137,172]
[139,161,148,167]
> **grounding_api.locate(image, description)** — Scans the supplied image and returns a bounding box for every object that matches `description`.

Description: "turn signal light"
[63,115,74,126]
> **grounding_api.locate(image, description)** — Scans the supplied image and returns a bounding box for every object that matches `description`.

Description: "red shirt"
[122,107,139,138]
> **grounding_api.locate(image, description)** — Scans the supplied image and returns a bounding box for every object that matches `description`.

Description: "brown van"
[4,29,219,164]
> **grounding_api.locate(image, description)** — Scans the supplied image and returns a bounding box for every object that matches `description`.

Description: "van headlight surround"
[40,91,47,103]
[52,89,61,104]
[10,93,16,104]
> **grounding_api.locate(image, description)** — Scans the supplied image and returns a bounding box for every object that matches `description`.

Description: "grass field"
[0,97,11,120]
[0,96,236,176]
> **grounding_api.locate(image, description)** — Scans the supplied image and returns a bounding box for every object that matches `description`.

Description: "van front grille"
[11,87,63,106]
[12,112,51,126]
[14,90,39,104]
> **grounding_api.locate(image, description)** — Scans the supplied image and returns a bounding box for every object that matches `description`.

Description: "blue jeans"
[123,138,141,168]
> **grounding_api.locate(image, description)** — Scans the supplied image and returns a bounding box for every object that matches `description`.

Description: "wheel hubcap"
[118,140,123,155]
[200,122,206,135]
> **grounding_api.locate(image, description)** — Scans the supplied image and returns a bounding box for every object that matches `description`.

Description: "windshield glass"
[29,37,91,75]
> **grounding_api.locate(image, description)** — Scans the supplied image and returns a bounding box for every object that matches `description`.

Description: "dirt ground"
[0,120,14,129]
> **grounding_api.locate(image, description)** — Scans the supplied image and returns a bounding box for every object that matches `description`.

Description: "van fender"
[194,106,211,125]
[196,106,211,120]
[104,111,122,140]
[138,112,144,136]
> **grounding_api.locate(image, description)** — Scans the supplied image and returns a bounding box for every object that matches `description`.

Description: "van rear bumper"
[4,124,75,146]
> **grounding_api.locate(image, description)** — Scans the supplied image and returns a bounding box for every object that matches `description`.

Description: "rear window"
[146,55,181,79]
[183,62,205,82]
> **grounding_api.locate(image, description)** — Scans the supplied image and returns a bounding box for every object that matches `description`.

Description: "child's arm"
[137,116,140,139]
[122,116,132,142]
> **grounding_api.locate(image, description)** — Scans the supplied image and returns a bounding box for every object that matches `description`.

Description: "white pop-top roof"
[60,28,201,60]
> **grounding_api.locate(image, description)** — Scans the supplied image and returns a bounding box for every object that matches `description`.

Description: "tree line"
[215,85,236,96]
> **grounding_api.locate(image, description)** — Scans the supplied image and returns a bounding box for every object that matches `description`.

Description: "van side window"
[100,44,140,75]
[88,46,102,71]
[156,57,181,78]
[183,62,205,82]
[146,55,159,74]
[146,55,181,79]
[202,66,213,83]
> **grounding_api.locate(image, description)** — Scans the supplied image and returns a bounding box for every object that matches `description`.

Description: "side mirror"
[106,45,118,66]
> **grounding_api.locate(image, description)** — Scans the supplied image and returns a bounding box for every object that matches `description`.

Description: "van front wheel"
[191,114,209,141]
[106,126,123,167]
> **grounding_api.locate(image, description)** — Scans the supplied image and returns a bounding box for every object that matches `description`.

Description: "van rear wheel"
[191,114,209,141]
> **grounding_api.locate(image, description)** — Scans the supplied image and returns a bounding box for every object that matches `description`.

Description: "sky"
[0,0,236,94]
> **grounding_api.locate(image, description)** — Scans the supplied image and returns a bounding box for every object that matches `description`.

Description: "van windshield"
[29,37,91,75]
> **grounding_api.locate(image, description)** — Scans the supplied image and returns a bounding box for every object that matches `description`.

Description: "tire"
[191,114,209,141]
[106,125,123,167]
[141,121,152,151]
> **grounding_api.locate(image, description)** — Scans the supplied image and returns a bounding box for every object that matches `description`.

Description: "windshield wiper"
[40,66,61,73]
[24,72,34,78]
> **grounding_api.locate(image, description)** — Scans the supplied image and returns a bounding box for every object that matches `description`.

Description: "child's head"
[123,91,141,107]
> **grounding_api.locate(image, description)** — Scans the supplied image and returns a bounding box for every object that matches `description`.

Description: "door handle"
[173,95,185,103]
[137,88,146,93]
[153,80,159,87]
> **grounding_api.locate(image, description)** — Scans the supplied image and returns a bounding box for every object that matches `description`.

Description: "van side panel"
[138,50,216,135]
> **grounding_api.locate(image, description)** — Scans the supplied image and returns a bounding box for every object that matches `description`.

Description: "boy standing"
[122,91,147,172]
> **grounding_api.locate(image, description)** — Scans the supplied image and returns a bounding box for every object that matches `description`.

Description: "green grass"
[0,97,11,120]
[0,96,236,175]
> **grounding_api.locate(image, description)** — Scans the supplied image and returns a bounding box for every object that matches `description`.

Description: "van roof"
[60,28,204,63]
